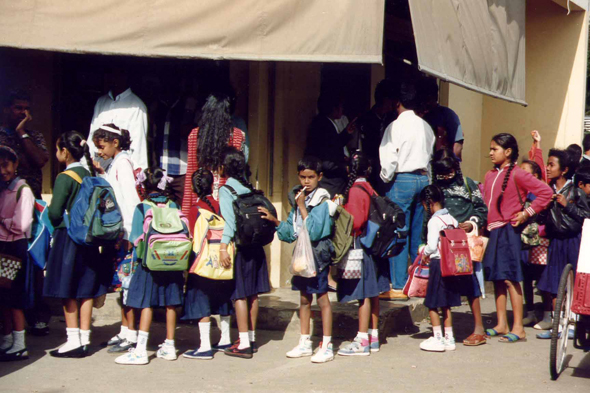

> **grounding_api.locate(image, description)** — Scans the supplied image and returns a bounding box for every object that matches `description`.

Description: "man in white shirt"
[379,82,435,299]
[87,67,148,170]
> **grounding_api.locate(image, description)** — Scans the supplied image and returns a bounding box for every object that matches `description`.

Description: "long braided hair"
[492,133,519,215]
[196,93,233,171]
[221,147,260,194]
[344,150,371,204]
[419,184,445,220]
[141,167,170,204]
[57,130,96,177]
[192,168,216,213]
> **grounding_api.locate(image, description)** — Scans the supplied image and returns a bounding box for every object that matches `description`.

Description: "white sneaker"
[311,342,334,363]
[419,337,445,352]
[443,337,456,351]
[286,339,313,358]
[115,349,149,365]
[156,344,178,361]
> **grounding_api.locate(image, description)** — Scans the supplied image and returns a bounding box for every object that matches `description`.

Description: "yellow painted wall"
[479,0,589,180]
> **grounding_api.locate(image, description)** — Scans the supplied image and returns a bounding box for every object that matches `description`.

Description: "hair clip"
[100,125,122,135]
[157,172,173,191]
[135,170,147,187]
[80,140,87,147]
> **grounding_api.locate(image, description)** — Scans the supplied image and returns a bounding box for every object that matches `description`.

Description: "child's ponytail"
[343,150,371,204]
[82,141,96,177]
[192,168,216,213]
[57,130,96,177]
[419,184,445,220]
[491,133,520,216]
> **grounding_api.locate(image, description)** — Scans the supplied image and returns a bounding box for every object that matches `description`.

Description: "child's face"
[546,156,566,181]
[95,138,119,160]
[55,142,68,164]
[298,169,322,192]
[578,181,590,196]
[489,141,512,166]
[0,158,18,183]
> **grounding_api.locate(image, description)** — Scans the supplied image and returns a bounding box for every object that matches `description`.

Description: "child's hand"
[258,207,279,226]
[555,194,567,207]
[421,253,430,265]
[16,110,32,134]
[219,249,232,268]
[93,160,105,174]
[531,130,541,145]
[458,222,474,232]
[511,211,529,227]
[295,186,307,207]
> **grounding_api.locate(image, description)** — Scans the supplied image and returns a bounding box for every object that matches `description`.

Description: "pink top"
[0,178,35,242]
[483,165,552,231]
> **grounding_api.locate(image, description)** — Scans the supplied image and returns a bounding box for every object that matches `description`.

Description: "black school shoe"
[29,322,50,337]
[107,339,136,353]
[227,339,258,353]
[0,348,29,362]
[49,346,87,358]
[224,345,253,359]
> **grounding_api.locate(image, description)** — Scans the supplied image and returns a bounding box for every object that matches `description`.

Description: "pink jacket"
[0,178,35,242]
[483,165,552,231]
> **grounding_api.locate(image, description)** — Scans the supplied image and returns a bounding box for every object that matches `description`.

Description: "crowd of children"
[1,120,589,363]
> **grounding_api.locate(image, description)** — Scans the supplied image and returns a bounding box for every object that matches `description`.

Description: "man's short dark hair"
[583,133,590,153]
[3,90,31,108]
[399,82,418,110]
[576,163,590,185]
[374,79,400,105]
[297,156,323,174]
[317,91,342,116]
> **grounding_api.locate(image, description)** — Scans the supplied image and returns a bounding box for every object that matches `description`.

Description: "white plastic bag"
[289,220,317,278]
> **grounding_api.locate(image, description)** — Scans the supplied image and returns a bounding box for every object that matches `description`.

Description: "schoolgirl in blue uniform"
[182,168,234,360]
[337,151,390,356]
[44,131,109,358]
[261,156,335,363]
[115,168,184,365]
[219,148,270,359]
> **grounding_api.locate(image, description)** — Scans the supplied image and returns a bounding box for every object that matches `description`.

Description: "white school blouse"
[423,209,458,260]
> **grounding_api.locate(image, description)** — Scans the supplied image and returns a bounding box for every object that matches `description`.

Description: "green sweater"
[48,166,91,229]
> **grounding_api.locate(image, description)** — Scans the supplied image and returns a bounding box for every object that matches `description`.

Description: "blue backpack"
[16,185,54,269]
[63,171,124,246]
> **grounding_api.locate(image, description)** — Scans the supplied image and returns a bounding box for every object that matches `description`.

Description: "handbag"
[465,224,488,262]
[403,252,429,298]
[529,238,550,265]
[515,180,541,249]
[338,240,363,280]
[0,253,23,289]
[437,217,473,277]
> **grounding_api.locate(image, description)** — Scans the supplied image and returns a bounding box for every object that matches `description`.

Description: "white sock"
[80,330,91,346]
[542,311,552,322]
[444,327,454,341]
[433,326,443,340]
[358,331,369,341]
[300,334,311,344]
[112,325,128,341]
[0,333,13,350]
[164,339,175,349]
[6,330,25,354]
[238,332,250,349]
[219,316,231,345]
[248,330,256,343]
[59,328,81,353]
[127,329,138,344]
[322,336,331,349]
[369,329,379,340]
[136,331,149,355]
[198,322,211,352]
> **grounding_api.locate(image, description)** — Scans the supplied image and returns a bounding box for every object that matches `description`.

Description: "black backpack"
[354,186,407,258]
[223,185,277,247]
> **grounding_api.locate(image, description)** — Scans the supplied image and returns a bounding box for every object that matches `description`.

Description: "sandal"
[485,328,507,337]
[499,333,527,343]
[463,334,487,346]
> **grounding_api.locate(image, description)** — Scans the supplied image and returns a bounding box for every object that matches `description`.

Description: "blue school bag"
[16,185,54,269]
[63,171,124,246]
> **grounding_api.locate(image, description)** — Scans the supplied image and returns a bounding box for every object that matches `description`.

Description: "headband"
[0,145,18,160]
[100,125,122,135]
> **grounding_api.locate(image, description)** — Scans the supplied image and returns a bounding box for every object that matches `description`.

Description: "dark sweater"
[48,166,91,229]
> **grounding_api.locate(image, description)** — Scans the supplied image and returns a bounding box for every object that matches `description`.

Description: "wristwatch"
[20,133,30,140]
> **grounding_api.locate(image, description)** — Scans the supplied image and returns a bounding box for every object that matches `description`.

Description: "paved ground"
[1,297,589,393]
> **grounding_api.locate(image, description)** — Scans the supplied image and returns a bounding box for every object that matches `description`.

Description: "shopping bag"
[289,220,316,278]
[529,238,550,265]
[466,224,488,262]
[338,242,363,280]
[403,252,429,298]
[0,253,23,289]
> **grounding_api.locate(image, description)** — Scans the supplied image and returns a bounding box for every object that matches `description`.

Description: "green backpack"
[137,201,192,271]
[330,205,354,265]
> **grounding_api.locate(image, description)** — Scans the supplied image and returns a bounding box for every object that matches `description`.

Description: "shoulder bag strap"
[62,170,83,184]
[223,184,238,197]
[463,177,472,200]
[514,176,525,209]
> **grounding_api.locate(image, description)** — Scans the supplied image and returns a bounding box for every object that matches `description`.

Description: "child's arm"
[47,173,73,227]
[305,203,334,242]
[467,177,488,229]
[529,130,547,183]
[514,169,553,221]
[276,210,297,243]
[219,186,237,245]
[129,205,146,246]
[117,160,142,237]
[559,190,590,223]
[422,218,439,257]
[0,186,35,235]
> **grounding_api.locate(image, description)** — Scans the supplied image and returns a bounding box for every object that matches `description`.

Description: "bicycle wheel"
[549,263,574,380]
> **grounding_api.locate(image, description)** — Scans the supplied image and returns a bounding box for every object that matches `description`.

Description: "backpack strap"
[463,177,472,200]
[353,184,374,197]
[62,170,83,185]
[223,184,238,197]
[437,216,451,229]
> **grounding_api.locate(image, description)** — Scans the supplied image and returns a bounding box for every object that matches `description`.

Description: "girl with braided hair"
[187,168,219,236]
[336,151,390,356]
[482,133,552,343]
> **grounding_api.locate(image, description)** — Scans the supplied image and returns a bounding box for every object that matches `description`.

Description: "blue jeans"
[385,173,429,289]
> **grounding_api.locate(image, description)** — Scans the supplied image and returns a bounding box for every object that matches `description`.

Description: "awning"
[408,0,526,105]
[0,0,385,64]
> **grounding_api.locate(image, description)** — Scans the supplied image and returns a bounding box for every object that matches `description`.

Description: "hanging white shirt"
[379,110,435,182]
[87,88,148,171]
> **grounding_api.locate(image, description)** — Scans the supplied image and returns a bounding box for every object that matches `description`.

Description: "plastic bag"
[289,220,317,278]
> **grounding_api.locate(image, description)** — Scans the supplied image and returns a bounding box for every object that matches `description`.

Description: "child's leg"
[125,306,135,332]
[5,308,26,353]
[358,298,371,333]
[316,292,333,340]
[492,281,509,333]
[120,305,128,328]
[79,298,93,346]
[247,295,259,344]
[467,297,485,336]
[234,298,251,349]
[138,307,154,332]
[442,307,452,328]
[2,308,12,335]
[370,297,380,330]
[522,271,535,314]
[428,308,443,340]
[441,307,455,347]
[299,292,313,335]
[62,298,79,328]
[505,280,525,337]
[165,306,177,341]
[198,317,212,352]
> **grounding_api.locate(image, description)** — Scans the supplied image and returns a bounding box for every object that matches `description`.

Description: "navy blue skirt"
[126,263,184,308]
[538,234,580,295]
[482,225,523,282]
[182,274,234,320]
[43,228,108,299]
[0,239,34,309]
[424,258,462,309]
[337,248,390,303]
[231,246,270,300]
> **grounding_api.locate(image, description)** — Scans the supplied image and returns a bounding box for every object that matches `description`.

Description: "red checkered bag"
[529,238,550,265]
